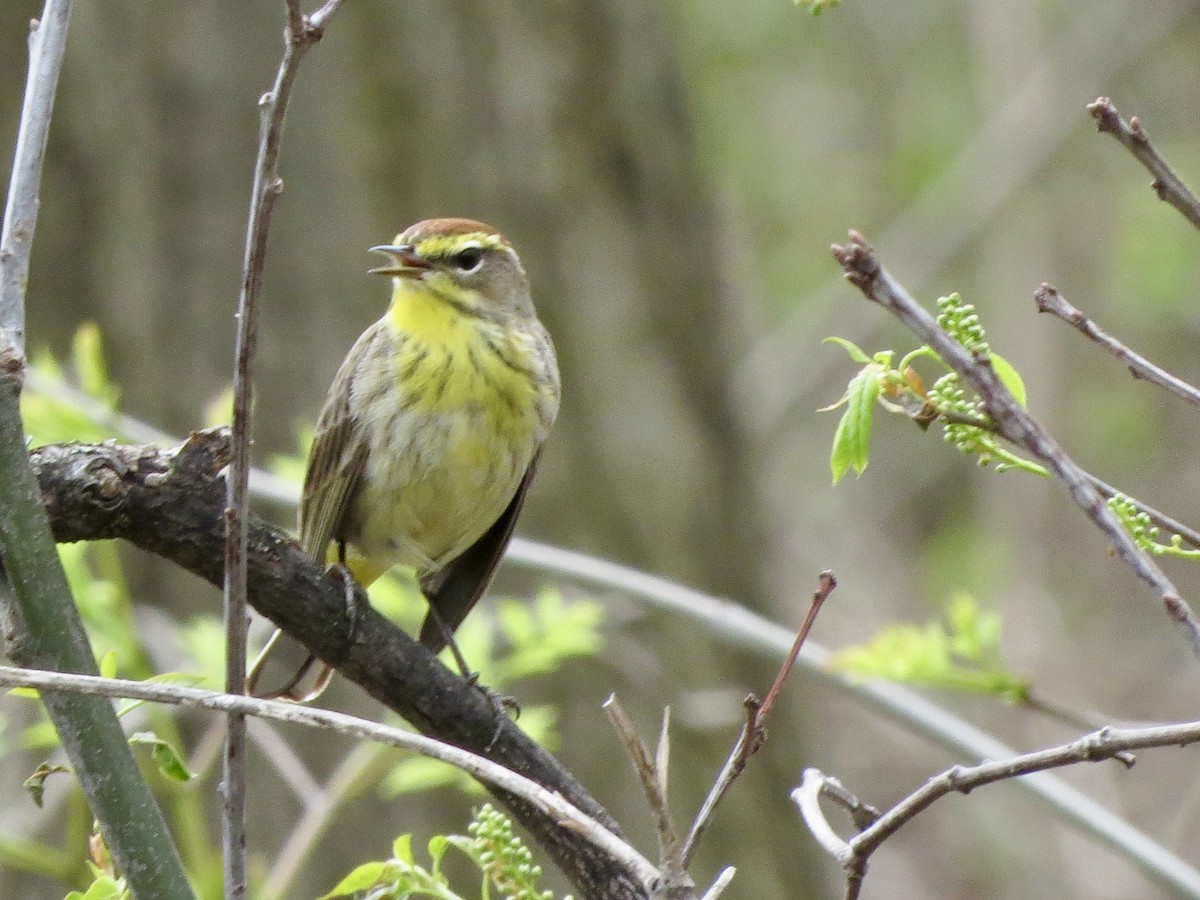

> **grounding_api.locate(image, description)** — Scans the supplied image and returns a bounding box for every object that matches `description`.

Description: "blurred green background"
[3,1,1200,898]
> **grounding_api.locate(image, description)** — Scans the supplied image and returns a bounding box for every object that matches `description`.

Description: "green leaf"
[989,353,1027,407]
[23,763,71,807]
[392,833,414,865]
[78,876,126,900]
[72,323,118,406]
[830,367,880,482]
[98,651,118,680]
[319,861,392,898]
[831,594,1026,699]
[823,335,875,365]
[129,732,194,782]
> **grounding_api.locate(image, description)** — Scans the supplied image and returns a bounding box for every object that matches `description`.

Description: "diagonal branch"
[30,431,648,900]
[832,232,1200,659]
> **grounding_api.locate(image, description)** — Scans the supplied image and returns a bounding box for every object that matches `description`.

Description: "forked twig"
[796,720,1200,899]
[678,571,837,866]
[603,697,684,878]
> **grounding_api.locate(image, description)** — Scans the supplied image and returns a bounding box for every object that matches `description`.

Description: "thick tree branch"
[30,431,648,900]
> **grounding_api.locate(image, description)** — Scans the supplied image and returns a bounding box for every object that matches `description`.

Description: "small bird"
[249,218,560,701]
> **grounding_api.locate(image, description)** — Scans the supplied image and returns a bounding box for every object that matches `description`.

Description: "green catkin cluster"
[928,373,990,463]
[469,804,555,900]
[936,293,989,353]
[1108,495,1157,551]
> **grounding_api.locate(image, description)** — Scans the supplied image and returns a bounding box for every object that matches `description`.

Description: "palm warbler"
[249,218,560,701]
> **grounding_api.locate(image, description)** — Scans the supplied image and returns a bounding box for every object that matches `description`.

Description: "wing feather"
[418,451,541,651]
[298,320,387,559]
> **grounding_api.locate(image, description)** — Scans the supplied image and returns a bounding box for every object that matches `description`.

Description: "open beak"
[368,244,432,278]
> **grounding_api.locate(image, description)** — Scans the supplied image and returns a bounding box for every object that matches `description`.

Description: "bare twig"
[793,771,871,900]
[796,721,1200,898]
[832,232,1200,658]
[1087,97,1200,231]
[678,571,836,867]
[223,3,344,896]
[0,663,660,891]
[603,697,690,897]
[1035,283,1200,409]
[757,570,835,724]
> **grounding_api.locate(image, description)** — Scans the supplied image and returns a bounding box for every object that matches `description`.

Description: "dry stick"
[604,696,681,873]
[831,232,1200,658]
[1087,97,1200,231]
[796,719,1200,900]
[224,3,344,897]
[603,698,690,898]
[0,663,660,890]
[678,570,837,868]
[1035,283,1200,409]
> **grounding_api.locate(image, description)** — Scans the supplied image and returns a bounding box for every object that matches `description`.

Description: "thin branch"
[792,771,867,900]
[895,402,1200,552]
[796,720,1200,898]
[757,570,835,724]
[678,571,835,867]
[0,6,70,353]
[832,232,1200,658]
[1087,97,1200,231]
[0,663,660,891]
[1035,282,1200,409]
[223,4,343,896]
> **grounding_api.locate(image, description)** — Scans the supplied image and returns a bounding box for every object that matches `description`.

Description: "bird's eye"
[453,247,484,273]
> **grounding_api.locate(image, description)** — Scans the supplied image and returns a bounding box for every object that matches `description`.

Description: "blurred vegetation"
[2,1,1200,898]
